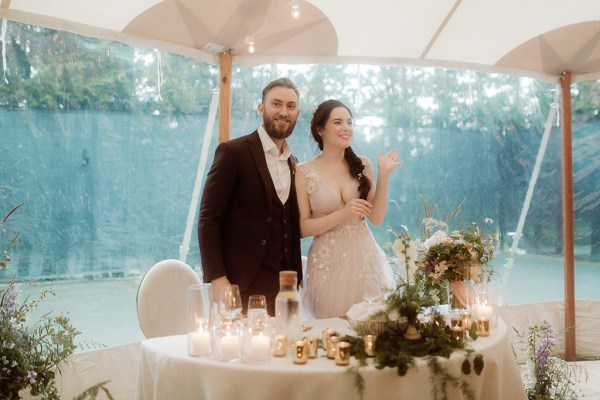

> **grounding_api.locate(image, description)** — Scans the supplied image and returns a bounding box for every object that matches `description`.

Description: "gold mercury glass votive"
[305,336,318,359]
[450,326,464,347]
[477,317,490,336]
[363,335,376,357]
[322,328,335,349]
[292,340,308,364]
[461,311,472,329]
[450,316,463,328]
[326,335,340,359]
[335,342,351,366]
[273,335,288,357]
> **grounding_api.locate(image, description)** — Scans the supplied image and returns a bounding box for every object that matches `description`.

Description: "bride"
[295,99,403,319]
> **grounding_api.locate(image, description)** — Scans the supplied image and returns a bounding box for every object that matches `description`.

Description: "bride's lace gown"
[297,157,395,319]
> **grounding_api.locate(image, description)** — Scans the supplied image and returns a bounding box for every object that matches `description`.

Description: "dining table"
[135,316,527,400]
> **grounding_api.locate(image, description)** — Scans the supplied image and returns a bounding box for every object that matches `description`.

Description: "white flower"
[392,238,405,258]
[422,230,448,250]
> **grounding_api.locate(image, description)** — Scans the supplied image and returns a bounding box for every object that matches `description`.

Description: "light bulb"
[245,35,256,54]
[291,1,300,19]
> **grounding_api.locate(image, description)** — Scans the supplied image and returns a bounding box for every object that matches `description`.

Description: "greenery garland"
[338,257,487,400]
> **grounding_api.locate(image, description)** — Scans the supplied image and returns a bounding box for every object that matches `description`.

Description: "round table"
[135,317,527,400]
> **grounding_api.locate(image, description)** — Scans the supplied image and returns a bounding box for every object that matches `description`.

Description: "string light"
[291,0,301,19]
[246,35,256,54]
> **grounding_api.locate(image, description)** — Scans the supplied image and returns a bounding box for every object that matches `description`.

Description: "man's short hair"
[262,77,299,103]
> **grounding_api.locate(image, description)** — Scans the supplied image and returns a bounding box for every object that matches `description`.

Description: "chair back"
[136,259,201,338]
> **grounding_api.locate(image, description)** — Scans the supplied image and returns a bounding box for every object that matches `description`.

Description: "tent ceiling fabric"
[1,0,600,82]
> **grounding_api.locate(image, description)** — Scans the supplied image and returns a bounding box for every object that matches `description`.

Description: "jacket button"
[261,240,266,245]
[266,217,272,222]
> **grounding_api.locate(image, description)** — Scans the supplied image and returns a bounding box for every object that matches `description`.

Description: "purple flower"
[27,370,38,384]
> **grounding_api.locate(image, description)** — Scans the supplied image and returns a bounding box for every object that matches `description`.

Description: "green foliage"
[1,205,80,399]
[516,321,587,400]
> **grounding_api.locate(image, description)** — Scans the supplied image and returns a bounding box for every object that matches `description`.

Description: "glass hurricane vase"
[447,280,470,313]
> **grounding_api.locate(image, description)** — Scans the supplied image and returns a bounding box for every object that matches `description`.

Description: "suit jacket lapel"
[248,131,274,210]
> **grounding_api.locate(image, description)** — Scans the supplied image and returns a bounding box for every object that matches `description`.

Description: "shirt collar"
[258,125,291,159]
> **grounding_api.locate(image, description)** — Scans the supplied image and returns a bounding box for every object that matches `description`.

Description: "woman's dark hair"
[310,99,371,200]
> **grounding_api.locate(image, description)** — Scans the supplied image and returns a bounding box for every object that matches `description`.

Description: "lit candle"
[273,335,288,357]
[293,340,308,364]
[477,304,493,321]
[220,333,240,362]
[477,317,490,337]
[450,326,464,347]
[305,336,318,359]
[326,335,340,359]
[363,335,376,357]
[250,332,271,362]
[188,329,212,356]
[335,341,351,366]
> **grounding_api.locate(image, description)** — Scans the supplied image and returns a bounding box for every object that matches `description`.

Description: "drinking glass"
[219,284,243,322]
[247,294,268,329]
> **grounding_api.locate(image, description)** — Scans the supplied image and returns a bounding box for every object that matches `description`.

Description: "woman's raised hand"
[377,149,403,176]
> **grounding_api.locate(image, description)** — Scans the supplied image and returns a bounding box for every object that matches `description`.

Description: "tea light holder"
[187,284,213,357]
[363,335,376,357]
[217,327,240,362]
[450,326,464,347]
[460,311,472,329]
[326,335,340,359]
[305,336,318,359]
[473,288,497,328]
[188,327,212,357]
[450,316,463,329]
[477,317,490,337]
[335,341,351,366]
[322,328,335,349]
[241,323,271,364]
[293,340,308,364]
[273,335,288,357]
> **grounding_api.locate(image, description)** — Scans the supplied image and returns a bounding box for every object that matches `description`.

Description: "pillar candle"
[188,329,212,356]
[221,333,240,361]
[250,332,271,361]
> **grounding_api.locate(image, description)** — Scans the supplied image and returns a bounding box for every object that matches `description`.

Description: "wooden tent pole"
[219,52,232,143]
[560,71,576,361]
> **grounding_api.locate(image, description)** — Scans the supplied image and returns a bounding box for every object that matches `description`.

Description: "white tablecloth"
[135,318,526,400]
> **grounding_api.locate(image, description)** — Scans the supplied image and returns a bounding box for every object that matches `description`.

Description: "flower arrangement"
[517,321,587,400]
[390,198,497,308]
[1,204,80,400]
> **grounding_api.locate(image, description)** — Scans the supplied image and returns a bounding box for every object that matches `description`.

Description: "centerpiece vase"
[447,280,470,313]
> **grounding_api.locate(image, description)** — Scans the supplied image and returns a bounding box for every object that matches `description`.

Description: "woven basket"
[348,317,408,336]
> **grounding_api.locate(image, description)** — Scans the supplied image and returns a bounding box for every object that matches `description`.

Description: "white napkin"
[346,302,387,321]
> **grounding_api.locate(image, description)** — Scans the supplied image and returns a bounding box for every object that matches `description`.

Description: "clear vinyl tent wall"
[1,21,599,350]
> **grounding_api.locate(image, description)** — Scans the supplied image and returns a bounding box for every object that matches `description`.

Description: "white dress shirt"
[257,126,291,204]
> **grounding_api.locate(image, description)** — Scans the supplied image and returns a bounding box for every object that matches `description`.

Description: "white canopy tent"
[2,0,600,360]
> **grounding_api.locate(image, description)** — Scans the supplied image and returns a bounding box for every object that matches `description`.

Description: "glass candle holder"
[242,320,271,364]
[363,335,376,357]
[187,284,213,357]
[450,326,464,347]
[326,335,340,359]
[322,328,335,349]
[215,322,240,362]
[273,334,288,357]
[293,340,308,364]
[335,341,351,366]
[477,317,490,336]
[473,288,496,328]
[305,336,318,359]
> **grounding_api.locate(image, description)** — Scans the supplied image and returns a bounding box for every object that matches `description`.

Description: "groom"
[197,77,303,315]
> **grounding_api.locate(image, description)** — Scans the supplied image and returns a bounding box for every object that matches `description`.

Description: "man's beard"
[263,115,296,140]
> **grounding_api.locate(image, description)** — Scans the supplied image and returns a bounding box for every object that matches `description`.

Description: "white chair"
[136,259,201,339]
